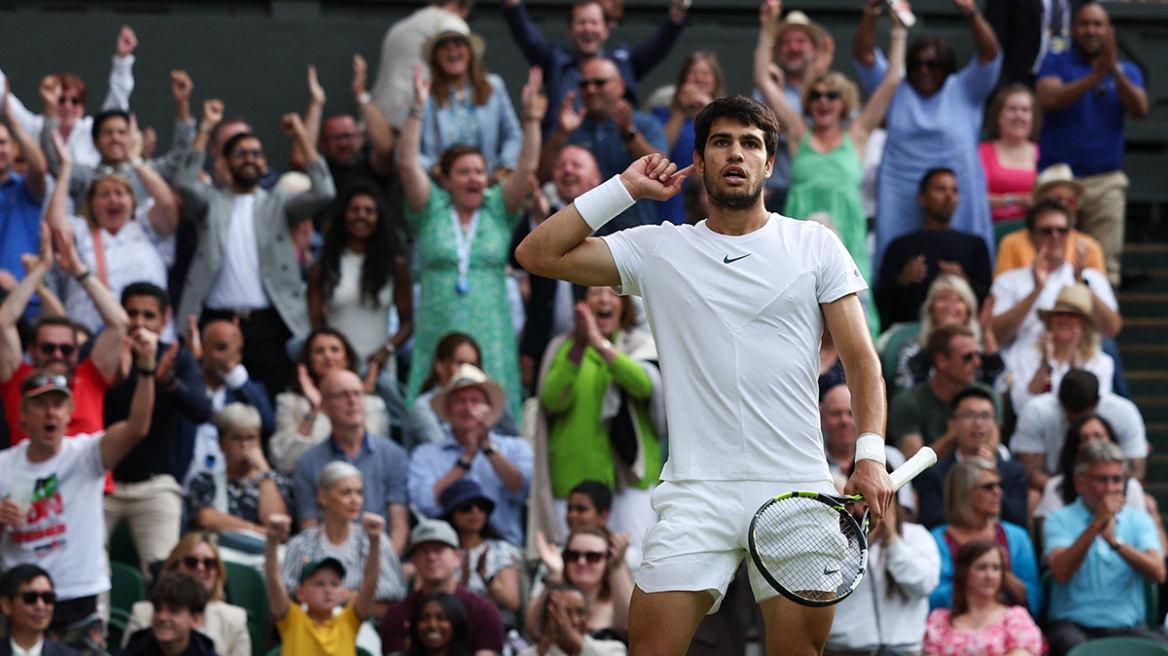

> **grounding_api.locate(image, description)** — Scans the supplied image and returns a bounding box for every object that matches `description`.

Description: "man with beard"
[175,101,335,401]
[517,95,894,656]
[1036,2,1146,287]
[540,57,666,234]
[874,167,992,326]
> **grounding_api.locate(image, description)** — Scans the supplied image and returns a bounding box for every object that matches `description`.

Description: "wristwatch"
[623,124,639,143]
[1111,536,1126,551]
[482,441,499,456]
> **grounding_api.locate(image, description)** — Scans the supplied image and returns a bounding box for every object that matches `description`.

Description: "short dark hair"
[925,324,974,364]
[919,167,956,196]
[438,145,486,178]
[693,95,780,162]
[1059,369,1100,414]
[1025,198,1073,232]
[569,480,613,514]
[952,386,995,413]
[149,572,208,616]
[92,109,130,142]
[0,565,52,598]
[31,316,79,345]
[568,0,603,24]
[222,132,260,161]
[122,281,170,311]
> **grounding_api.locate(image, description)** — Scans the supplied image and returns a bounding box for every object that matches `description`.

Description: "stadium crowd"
[0,0,1162,655]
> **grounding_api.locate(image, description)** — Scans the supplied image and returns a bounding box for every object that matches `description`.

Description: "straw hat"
[775,11,828,49]
[1038,284,1093,326]
[431,363,506,427]
[1033,164,1084,200]
[422,28,487,64]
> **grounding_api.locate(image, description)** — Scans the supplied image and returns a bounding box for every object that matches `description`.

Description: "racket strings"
[752,497,866,603]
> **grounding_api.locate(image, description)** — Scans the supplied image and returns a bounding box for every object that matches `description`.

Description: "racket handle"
[889,447,937,491]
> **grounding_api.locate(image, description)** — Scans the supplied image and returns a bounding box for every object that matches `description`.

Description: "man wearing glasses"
[0,565,79,656]
[913,387,1028,529]
[0,223,129,445]
[990,198,1120,377]
[1044,440,1168,655]
[175,107,335,402]
[0,327,156,656]
[888,325,1002,461]
[539,57,666,234]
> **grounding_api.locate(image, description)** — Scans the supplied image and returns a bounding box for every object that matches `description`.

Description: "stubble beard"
[703,167,764,210]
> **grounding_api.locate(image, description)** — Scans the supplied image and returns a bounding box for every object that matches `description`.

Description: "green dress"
[405,186,523,417]
[784,132,881,333]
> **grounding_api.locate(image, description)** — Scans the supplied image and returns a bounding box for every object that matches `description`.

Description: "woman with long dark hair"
[308,181,413,426]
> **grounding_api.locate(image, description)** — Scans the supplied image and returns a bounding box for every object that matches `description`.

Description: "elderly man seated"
[408,364,533,545]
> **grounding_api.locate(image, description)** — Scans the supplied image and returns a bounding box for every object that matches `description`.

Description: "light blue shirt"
[1044,498,1161,628]
[855,48,1001,274]
[407,432,533,545]
[418,74,522,175]
[293,431,409,523]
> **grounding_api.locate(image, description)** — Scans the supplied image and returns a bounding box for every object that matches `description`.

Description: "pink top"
[979,142,1038,222]
[923,606,1043,656]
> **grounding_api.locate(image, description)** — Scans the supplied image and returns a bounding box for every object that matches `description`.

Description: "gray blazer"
[174,149,335,339]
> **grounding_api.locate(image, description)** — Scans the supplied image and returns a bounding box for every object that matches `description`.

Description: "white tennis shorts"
[635,478,838,613]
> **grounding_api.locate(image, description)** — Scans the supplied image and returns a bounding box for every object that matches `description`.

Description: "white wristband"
[855,433,886,465]
[574,175,635,232]
[357,91,372,105]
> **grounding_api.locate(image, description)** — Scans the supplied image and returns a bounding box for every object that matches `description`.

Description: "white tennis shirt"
[604,214,868,483]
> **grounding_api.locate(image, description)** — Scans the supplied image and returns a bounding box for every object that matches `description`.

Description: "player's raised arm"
[515,153,692,287]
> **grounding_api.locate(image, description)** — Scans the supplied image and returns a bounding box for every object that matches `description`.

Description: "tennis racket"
[747,446,937,607]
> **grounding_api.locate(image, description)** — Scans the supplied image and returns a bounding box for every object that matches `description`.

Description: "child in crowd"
[264,512,384,656]
[119,572,216,656]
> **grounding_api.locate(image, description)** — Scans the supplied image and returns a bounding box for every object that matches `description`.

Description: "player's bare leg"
[760,594,835,656]
[628,586,714,656]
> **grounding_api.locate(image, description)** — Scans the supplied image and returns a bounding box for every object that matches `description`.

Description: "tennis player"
[516,94,895,656]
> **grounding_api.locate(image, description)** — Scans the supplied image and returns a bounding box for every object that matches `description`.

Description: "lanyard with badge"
[450,207,481,296]
[1047,0,1068,54]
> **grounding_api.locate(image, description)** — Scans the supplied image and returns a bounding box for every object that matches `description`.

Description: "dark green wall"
[2,0,1165,230]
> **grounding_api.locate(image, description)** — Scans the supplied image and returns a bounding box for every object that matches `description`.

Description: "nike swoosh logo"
[824,567,840,575]
[723,253,752,264]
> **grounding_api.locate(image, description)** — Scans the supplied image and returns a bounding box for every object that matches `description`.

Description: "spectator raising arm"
[502,67,546,214]
[353,54,395,177]
[400,65,435,214]
[0,223,53,382]
[127,114,180,237]
[264,514,294,622]
[289,65,327,172]
[2,80,47,200]
[99,325,157,469]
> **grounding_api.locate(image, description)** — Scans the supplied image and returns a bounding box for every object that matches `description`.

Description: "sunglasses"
[58,96,83,106]
[808,90,842,102]
[37,342,76,358]
[913,59,944,71]
[1036,226,1070,236]
[22,373,70,390]
[961,352,978,363]
[182,556,218,570]
[454,499,492,514]
[564,549,606,564]
[975,482,1002,492]
[18,591,56,605]
[436,37,468,50]
[579,78,611,89]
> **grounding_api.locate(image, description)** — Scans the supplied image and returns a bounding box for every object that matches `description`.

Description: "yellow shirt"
[994,228,1105,277]
[276,603,361,656]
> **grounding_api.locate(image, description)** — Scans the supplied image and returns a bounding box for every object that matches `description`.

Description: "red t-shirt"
[3,359,110,444]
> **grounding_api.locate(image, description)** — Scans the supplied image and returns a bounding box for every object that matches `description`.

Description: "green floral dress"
[405,185,523,417]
